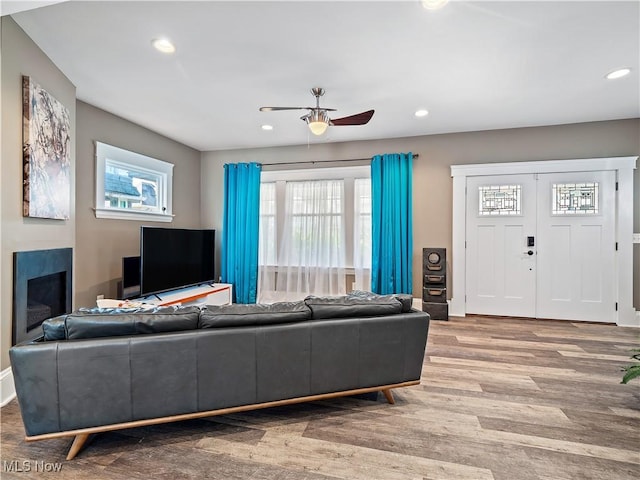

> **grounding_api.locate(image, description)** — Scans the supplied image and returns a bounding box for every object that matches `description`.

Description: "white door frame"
[450,156,638,327]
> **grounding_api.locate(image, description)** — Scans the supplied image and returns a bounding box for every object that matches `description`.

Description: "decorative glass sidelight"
[478,185,521,216]
[552,182,599,215]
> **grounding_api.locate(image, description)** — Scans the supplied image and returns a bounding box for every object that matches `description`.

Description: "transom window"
[94,142,174,222]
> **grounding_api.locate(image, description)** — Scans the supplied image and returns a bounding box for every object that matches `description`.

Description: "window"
[258,166,371,301]
[286,179,344,267]
[354,178,372,270]
[353,177,372,290]
[259,182,277,266]
[478,184,521,216]
[95,141,174,222]
[552,182,599,215]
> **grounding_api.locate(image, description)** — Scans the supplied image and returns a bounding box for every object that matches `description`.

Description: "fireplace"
[13,248,72,345]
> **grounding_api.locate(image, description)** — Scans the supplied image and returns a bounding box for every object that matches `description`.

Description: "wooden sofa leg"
[381,388,395,404]
[66,433,90,460]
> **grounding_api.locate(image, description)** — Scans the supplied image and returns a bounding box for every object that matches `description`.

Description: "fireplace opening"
[26,271,67,333]
[13,247,72,345]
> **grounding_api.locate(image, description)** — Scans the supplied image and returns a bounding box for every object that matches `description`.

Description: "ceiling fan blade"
[260,106,338,112]
[260,106,310,112]
[330,110,374,126]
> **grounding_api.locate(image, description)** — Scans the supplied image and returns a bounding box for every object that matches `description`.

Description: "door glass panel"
[478,185,521,216]
[552,182,599,215]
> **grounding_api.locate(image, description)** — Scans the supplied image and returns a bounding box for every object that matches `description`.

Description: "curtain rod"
[262,153,419,167]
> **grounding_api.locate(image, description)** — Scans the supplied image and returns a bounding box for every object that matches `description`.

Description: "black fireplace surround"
[13,248,72,345]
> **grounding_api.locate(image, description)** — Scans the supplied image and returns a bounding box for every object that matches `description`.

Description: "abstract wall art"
[22,75,71,220]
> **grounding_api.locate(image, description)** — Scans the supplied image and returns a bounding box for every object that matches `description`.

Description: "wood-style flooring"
[1,316,639,479]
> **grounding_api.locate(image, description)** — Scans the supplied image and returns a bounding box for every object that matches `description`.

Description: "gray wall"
[201,118,640,310]
[75,101,202,308]
[1,17,76,370]
[1,18,202,371]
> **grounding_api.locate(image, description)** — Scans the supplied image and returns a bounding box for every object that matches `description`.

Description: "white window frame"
[94,141,174,222]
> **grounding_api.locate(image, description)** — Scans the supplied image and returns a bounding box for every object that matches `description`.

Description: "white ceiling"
[9,0,640,152]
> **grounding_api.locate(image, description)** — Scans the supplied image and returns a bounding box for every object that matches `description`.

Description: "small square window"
[95,142,174,222]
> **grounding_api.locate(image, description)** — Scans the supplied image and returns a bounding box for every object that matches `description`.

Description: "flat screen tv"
[140,227,215,296]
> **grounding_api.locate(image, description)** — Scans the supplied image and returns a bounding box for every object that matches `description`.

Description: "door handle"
[525,250,534,256]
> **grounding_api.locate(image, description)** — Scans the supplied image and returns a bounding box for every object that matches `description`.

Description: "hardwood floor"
[1,316,639,479]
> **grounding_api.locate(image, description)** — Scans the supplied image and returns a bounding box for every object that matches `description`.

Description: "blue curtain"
[221,162,262,303]
[370,152,413,294]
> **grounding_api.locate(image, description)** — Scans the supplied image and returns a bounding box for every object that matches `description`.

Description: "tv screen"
[140,227,215,296]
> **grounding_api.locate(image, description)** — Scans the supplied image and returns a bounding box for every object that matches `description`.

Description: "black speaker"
[423,247,445,272]
[422,248,448,320]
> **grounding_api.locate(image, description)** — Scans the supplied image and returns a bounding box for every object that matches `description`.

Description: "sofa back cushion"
[199,301,311,328]
[64,306,200,340]
[304,295,403,320]
[348,290,414,313]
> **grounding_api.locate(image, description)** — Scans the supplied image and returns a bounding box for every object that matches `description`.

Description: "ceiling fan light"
[305,110,330,135]
[308,121,329,136]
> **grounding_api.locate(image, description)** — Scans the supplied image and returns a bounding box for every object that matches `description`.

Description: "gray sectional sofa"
[10,293,430,459]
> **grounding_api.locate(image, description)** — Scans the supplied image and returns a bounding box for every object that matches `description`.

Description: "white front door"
[466,171,616,321]
[466,174,537,317]
[536,171,616,322]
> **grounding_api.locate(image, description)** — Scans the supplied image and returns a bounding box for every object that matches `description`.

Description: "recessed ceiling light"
[261,124,273,131]
[415,109,429,117]
[606,68,631,80]
[421,0,449,10]
[152,38,176,54]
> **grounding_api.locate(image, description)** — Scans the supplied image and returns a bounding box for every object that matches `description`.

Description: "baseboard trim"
[1,367,16,407]
[615,309,640,328]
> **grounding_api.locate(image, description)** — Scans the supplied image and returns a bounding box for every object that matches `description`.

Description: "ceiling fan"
[259,87,374,136]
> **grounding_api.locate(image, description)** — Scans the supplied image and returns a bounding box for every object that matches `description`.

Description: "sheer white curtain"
[271,179,346,302]
[257,167,372,303]
[257,182,278,303]
[353,178,372,291]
